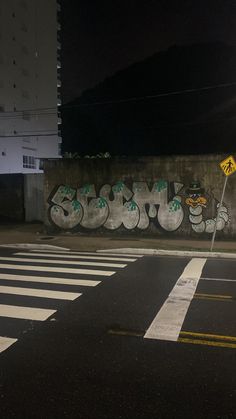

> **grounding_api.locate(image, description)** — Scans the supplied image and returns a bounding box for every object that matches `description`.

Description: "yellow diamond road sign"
[220,155,236,176]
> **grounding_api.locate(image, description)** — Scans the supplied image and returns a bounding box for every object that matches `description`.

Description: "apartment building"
[0,0,61,174]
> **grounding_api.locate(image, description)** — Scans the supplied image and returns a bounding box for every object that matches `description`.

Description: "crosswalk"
[0,249,141,354]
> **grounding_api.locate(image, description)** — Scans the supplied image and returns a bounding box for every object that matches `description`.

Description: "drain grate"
[39,236,55,241]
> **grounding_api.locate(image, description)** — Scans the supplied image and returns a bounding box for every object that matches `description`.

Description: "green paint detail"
[80,184,92,195]
[154,180,167,192]
[59,185,75,197]
[113,181,124,193]
[169,198,181,212]
[127,200,138,211]
[72,200,81,212]
[96,197,107,208]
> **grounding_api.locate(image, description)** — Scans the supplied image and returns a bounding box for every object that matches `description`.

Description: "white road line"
[0,285,81,300]
[0,273,100,287]
[0,304,56,321]
[96,252,143,258]
[144,258,207,342]
[28,250,144,258]
[23,251,137,262]
[202,277,236,283]
[0,336,18,353]
[0,256,126,269]
[0,263,114,276]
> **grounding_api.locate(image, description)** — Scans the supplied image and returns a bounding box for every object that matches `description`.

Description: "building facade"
[0,0,61,174]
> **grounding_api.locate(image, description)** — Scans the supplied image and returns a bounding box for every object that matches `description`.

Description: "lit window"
[23,155,36,169]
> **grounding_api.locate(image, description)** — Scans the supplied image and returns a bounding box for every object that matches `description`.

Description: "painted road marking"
[0,336,18,353]
[0,263,115,276]
[106,326,236,350]
[144,258,207,341]
[179,338,236,349]
[0,285,81,300]
[202,277,236,283]
[178,331,236,349]
[0,273,100,287]
[97,253,144,258]
[108,327,144,337]
[0,256,126,269]
[30,250,144,258]
[194,293,235,302]
[180,330,236,342]
[23,251,137,262]
[0,304,56,321]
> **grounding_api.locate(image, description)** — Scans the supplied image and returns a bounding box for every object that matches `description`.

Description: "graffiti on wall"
[185,181,229,233]
[48,180,229,233]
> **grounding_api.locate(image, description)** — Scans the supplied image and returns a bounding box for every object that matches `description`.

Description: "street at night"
[0,248,236,418]
[1,1,236,418]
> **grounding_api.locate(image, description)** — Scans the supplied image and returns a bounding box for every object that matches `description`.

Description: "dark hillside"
[62,42,236,156]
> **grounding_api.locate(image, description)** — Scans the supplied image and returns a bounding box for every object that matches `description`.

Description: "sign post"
[210,155,236,251]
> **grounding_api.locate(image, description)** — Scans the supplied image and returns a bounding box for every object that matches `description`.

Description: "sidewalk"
[0,222,236,258]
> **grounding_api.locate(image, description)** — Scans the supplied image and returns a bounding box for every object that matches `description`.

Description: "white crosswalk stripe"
[0,249,137,355]
[17,251,137,262]
[0,273,100,287]
[0,256,127,268]
[0,336,18,354]
[29,249,144,258]
[0,285,81,300]
[0,263,115,276]
[0,304,56,321]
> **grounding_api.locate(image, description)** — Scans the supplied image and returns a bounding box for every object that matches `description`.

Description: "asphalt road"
[0,248,236,418]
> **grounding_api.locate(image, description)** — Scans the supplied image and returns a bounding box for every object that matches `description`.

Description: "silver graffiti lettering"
[48,181,229,234]
[50,185,83,229]
[100,182,139,229]
[77,184,109,229]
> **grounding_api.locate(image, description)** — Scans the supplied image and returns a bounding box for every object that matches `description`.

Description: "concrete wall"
[24,174,44,221]
[44,155,236,238]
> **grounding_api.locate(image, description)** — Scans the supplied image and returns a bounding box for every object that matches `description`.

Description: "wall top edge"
[41,153,236,165]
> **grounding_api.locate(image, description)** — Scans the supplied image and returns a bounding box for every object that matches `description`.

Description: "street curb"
[97,248,236,259]
[0,244,70,251]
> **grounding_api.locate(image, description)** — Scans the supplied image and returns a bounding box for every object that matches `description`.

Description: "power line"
[0,107,59,121]
[0,132,58,138]
[0,80,236,119]
[0,112,58,120]
[61,81,236,108]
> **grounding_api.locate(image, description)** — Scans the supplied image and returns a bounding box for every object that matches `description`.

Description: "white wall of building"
[0,0,61,174]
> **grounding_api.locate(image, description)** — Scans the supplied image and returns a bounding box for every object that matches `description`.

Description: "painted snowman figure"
[185,181,229,233]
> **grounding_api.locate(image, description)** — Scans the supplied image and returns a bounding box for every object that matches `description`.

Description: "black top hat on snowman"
[186,181,205,195]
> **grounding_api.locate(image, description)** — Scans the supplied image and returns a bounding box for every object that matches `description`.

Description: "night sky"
[61,0,236,103]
